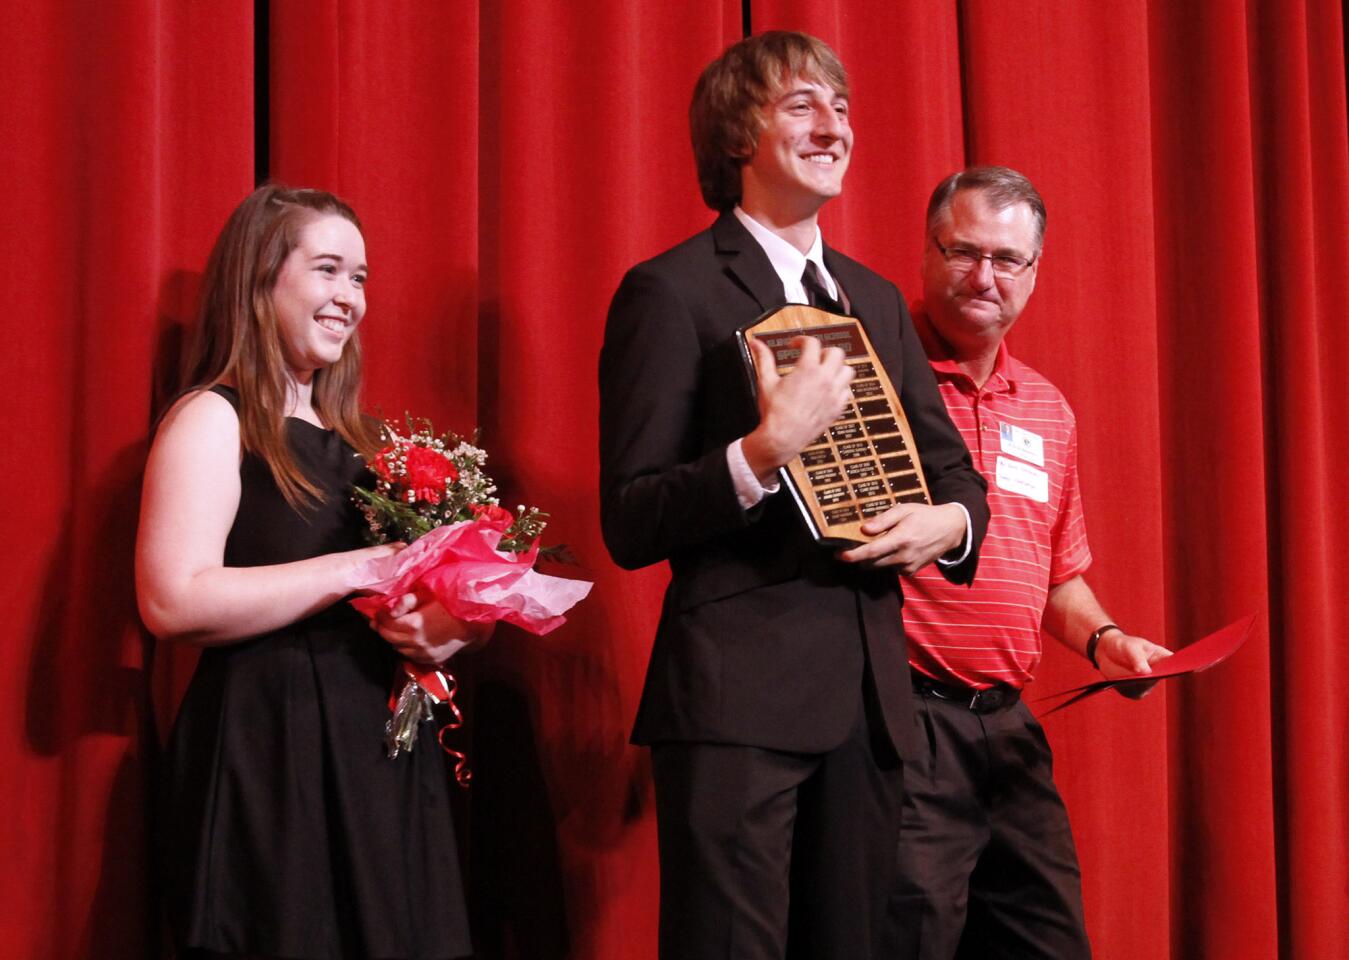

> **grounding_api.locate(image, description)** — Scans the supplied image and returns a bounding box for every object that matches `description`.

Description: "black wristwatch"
[1086,623,1121,669]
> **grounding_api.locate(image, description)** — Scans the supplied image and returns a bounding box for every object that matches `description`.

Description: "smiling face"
[922,188,1040,356]
[270,213,368,383]
[739,76,852,225]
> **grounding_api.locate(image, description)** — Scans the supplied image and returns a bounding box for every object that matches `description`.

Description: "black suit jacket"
[599,212,989,758]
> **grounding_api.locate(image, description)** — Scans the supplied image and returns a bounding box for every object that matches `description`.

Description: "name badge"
[1000,422,1044,466]
[995,455,1049,503]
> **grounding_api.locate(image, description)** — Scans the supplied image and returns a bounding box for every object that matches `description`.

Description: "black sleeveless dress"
[161,387,471,959]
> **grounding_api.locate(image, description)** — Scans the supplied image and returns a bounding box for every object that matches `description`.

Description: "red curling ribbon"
[390,662,473,788]
[434,672,472,789]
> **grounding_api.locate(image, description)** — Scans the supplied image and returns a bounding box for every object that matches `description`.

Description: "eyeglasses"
[932,237,1037,279]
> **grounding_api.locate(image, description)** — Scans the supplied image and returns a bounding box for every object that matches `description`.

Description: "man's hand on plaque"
[743,335,854,486]
[836,502,966,573]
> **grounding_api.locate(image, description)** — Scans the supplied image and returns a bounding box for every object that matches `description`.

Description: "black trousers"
[882,694,1090,960]
[650,701,904,960]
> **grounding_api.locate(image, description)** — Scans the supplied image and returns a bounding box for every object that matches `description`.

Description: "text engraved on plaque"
[808,466,843,487]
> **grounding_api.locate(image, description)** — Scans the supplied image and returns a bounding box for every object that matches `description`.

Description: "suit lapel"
[713,212,789,314]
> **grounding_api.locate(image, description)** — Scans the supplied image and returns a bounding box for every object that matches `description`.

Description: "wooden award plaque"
[737,305,931,546]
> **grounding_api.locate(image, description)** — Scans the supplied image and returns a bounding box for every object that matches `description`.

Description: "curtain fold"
[268,0,482,422]
[960,3,1174,957]
[1245,0,1349,955]
[1,1,1344,957]
[471,3,740,953]
[752,0,967,281]
[1150,2,1282,956]
[1,3,254,958]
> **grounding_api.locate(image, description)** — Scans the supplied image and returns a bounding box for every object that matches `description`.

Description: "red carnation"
[405,446,458,503]
[372,445,400,482]
[470,503,514,527]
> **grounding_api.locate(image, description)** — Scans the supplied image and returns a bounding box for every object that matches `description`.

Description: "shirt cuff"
[935,502,973,567]
[728,437,780,510]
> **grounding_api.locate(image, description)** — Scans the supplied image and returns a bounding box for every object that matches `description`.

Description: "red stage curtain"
[957,3,1175,955]
[1251,1,1349,952]
[267,0,482,423]
[1149,0,1349,955]
[0,2,253,958]
[750,0,969,279]
[469,3,740,954]
[1,1,1344,958]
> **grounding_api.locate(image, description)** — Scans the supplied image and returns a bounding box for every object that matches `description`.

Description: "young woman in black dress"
[137,185,481,959]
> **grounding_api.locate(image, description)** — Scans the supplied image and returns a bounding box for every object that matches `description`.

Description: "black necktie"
[802,261,845,315]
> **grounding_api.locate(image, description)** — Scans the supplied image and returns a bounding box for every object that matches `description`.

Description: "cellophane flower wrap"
[349,416,591,774]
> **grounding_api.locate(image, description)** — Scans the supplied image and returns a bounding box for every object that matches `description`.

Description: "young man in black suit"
[599,31,989,960]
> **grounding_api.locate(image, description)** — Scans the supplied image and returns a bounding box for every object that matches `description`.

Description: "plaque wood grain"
[737,304,931,546]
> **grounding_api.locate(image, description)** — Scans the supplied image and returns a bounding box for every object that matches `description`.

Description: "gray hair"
[926,166,1046,251]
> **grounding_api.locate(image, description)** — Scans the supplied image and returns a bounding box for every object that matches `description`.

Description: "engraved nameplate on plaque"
[736,304,931,546]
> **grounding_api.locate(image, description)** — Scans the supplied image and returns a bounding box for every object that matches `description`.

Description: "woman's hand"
[374,590,493,666]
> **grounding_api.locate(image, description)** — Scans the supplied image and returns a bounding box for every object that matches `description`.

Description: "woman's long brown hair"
[182,184,379,509]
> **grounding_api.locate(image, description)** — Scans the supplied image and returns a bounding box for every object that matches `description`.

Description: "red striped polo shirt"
[903,309,1092,690]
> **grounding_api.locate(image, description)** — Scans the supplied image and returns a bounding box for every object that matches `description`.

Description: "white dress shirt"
[727,206,837,507]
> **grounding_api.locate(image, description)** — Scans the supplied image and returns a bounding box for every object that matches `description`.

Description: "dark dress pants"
[651,700,903,960]
[883,696,1090,960]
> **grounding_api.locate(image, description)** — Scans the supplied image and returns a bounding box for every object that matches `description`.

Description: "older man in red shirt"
[885,167,1172,959]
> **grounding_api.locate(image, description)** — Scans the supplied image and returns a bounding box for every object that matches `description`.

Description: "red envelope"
[1035,614,1256,715]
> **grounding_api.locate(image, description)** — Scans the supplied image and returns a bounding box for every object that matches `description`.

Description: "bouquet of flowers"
[349,415,591,775]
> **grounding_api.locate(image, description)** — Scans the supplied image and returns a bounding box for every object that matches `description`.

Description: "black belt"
[911,671,1021,714]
